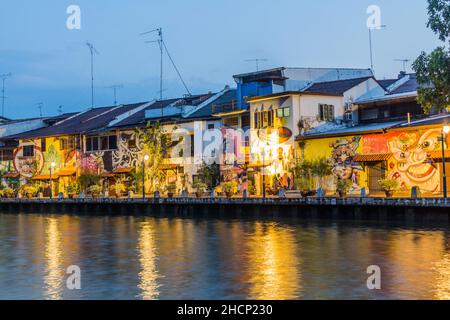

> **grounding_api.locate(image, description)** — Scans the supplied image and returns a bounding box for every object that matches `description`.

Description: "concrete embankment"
[0,197,449,223]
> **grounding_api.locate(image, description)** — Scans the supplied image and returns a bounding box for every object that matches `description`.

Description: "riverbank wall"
[0,197,449,223]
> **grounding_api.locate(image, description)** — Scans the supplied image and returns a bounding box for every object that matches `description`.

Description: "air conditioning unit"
[344,112,352,122]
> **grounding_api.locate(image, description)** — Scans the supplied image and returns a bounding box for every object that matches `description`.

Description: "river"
[0,213,449,299]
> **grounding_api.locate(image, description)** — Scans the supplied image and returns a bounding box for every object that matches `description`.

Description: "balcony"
[212,100,239,115]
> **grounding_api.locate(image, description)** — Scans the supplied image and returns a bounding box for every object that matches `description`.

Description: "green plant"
[2,187,15,198]
[378,178,400,192]
[292,160,314,191]
[87,185,102,196]
[247,183,256,195]
[166,183,177,194]
[22,185,38,197]
[65,183,79,195]
[197,161,220,190]
[114,183,127,195]
[221,181,238,195]
[311,158,333,186]
[192,181,208,193]
[78,173,101,192]
[336,179,352,193]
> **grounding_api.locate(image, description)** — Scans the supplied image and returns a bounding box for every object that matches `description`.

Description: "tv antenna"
[36,102,43,118]
[245,58,268,72]
[1,72,12,117]
[140,27,191,117]
[105,84,123,105]
[58,105,63,115]
[394,59,410,73]
[86,42,99,109]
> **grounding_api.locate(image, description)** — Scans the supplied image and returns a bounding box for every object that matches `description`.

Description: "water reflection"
[1,214,450,299]
[44,217,63,300]
[244,222,301,299]
[137,221,160,299]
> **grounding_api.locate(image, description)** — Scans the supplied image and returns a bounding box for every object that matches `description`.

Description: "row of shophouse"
[0,66,449,197]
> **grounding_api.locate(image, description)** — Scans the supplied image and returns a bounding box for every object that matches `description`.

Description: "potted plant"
[336,179,352,198]
[221,181,238,198]
[65,183,79,199]
[22,185,38,199]
[113,183,127,198]
[88,185,102,199]
[192,181,207,198]
[378,178,399,198]
[3,187,15,198]
[166,183,177,198]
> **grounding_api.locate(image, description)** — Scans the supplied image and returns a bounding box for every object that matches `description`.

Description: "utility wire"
[162,40,191,96]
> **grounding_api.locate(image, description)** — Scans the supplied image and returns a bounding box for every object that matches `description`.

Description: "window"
[23,145,34,157]
[276,107,290,118]
[190,135,195,157]
[318,104,335,122]
[108,135,117,150]
[207,123,215,130]
[86,137,93,152]
[0,150,13,161]
[41,139,46,152]
[224,117,239,127]
[100,136,109,151]
[241,115,250,128]
[59,138,68,150]
[92,137,99,151]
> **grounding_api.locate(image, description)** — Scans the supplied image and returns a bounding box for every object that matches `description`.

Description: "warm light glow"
[443,126,450,135]
[51,161,56,168]
[44,218,63,300]
[144,154,150,161]
[138,222,160,299]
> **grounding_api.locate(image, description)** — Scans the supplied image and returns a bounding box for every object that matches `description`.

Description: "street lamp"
[142,154,149,199]
[261,142,270,200]
[49,161,56,199]
[441,125,450,200]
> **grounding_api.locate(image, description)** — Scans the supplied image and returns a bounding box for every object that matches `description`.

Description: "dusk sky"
[0,0,442,119]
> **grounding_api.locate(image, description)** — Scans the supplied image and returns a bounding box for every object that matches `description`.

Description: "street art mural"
[13,145,44,178]
[329,137,362,193]
[380,129,441,193]
[113,130,144,170]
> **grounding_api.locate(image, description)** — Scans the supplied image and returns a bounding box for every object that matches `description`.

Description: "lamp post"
[441,125,450,200]
[142,154,149,200]
[49,161,56,199]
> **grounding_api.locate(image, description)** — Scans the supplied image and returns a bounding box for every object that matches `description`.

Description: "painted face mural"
[387,129,441,193]
[330,137,362,191]
[13,145,44,178]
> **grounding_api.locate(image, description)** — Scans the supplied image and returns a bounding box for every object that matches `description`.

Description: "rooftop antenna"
[58,105,63,115]
[105,84,123,106]
[1,72,12,118]
[141,27,191,117]
[86,42,99,109]
[368,25,387,75]
[36,102,43,118]
[394,59,410,73]
[245,58,268,72]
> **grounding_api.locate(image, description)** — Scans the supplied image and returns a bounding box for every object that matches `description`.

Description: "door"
[368,161,386,194]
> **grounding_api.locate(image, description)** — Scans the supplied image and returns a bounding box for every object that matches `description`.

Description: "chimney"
[398,71,406,79]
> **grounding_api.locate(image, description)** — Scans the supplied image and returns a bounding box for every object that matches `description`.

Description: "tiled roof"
[388,74,418,95]
[303,77,373,95]
[7,103,145,139]
[377,79,398,89]
[188,89,237,119]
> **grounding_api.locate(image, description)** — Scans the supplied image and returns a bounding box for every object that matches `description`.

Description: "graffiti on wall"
[113,130,144,170]
[13,145,44,178]
[386,129,441,193]
[329,137,362,192]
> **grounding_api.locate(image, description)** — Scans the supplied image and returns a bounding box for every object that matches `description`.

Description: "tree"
[196,161,220,190]
[412,0,450,114]
[140,121,171,192]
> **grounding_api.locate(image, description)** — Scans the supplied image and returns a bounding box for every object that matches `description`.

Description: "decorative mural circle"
[13,145,44,179]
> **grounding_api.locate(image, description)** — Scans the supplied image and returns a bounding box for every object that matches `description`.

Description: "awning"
[247,161,272,168]
[101,172,115,178]
[2,172,19,178]
[428,150,450,159]
[113,168,133,174]
[32,175,59,180]
[159,164,178,170]
[354,153,392,162]
[56,169,76,176]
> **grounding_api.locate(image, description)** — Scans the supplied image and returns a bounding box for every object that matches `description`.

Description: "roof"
[111,99,179,128]
[188,89,237,119]
[377,79,398,89]
[302,77,373,95]
[7,103,145,139]
[388,74,418,95]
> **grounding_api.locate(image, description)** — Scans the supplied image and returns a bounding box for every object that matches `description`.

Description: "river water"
[0,213,449,300]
